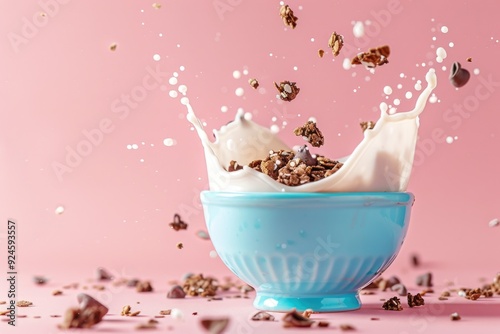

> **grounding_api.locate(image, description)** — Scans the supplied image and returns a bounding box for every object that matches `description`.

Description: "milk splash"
[186,69,437,192]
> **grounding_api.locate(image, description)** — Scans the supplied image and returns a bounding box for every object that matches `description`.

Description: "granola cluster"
[183,274,219,297]
[227,121,342,186]
[351,45,390,68]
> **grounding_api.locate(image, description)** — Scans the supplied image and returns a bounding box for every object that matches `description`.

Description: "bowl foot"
[253,292,361,312]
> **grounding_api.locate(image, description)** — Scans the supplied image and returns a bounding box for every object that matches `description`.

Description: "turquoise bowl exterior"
[201,191,414,312]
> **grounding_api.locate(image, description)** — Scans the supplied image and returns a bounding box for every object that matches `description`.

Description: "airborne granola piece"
[169,214,188,231]
[328,32,344,57]
[16,300,33,307]
[274,81,300,101]
[294,121,324,147]
[360,121,376,132]
[248,78,259,89]
[279,4,298,29]
[351,45,390,68]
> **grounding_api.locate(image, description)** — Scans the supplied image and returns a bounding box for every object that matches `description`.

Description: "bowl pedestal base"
[253,292,361,312]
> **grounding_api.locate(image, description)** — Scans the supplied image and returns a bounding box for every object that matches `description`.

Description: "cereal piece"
[340,324,356,331]
[16,300,32,307]
[109,43,117,51]
[391,284,407,296]
[169,214,188,231]
[294,121,324,147]
[200,317,230,334]
[227,160,243,172]
[176,242,184,250]
[152,3,161,9]
[407,293,425,307]
[248,78,259,89]
[466,57,472,62]
[274,81,300,102]
[279,4,298,29]
[449,62,470,88]
[450,312,461,321]
[360,121,376,132]
[382,297,403,311]
[183,274,219,297]
[302,309,313,318]
[416,272,433,287]
[251,311,275,321]
[33,276,48,285]
[58,306,104,329]
[121,305,140,316]
[318,49,325,58]
[328,32,344,57]
[469,293,481,300]
[351,45,390,68]
[160,309,172,315]
[167,285,186,299]
[136,281,153,292]
[52,290,63,296]
[282,309,314,328]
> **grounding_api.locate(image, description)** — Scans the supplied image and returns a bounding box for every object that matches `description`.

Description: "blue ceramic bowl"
[201,191,414,312]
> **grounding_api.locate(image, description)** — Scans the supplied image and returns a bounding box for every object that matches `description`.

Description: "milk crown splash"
[186,69,437,192]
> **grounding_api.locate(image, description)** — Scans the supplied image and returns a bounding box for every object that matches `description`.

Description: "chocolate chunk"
[96,267,113,281]
[294,145,317,166]
[449,62,470,88]
[136,281,153,292]
[33,276,48,285]
[282,309,314,328]
[416,272,433,287]
[251,311,275,321]
[169,214,188,231]
[167,285,186,299]
[248,78,259,89]
[391,283,407,296]
[200,317,230,334]
[77,293,108,321]
[176,242,184,249]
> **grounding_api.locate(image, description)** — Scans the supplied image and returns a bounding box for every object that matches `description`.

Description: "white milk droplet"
[170,308,183,320]
[153,54,161,61]
[441,26,449,33]
[173,72,179,78]
[163,138,177,146]
[180,97,189,105]
[436,47,447,59]
[405,91,413,99]
[449,42,454,47]
[436,56,443,63]
[383,86,393,95]
[414,82,422,91]
[235,87,244,97]
[308,117,317,123]
[178,85,188,95]
[388,107,397,114]
[243,69,249,75]
[429,94,438,103]
[400,73,405,78]
[244,112,252,121]
[132,144,139,149]
[270,124,280,133]
[379,102,388,113]
[397,84,403,89]
[55,206,65,215]
[179,65,185,71]
[474,68,480,75]
[393,99,401,106]
[293,66,298,71]
[343,58,352,70]
[169,90,178,98]
[446,136,454,144]
[353,21,365,38]
[169,77,178,85]
[221,105,228,113]
[233,70,241,79]
[209,250,218,258]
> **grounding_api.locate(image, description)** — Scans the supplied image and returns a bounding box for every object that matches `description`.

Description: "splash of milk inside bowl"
[186,69,437,192]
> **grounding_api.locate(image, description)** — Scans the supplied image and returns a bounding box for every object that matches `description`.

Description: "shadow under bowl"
[201,191,414,312]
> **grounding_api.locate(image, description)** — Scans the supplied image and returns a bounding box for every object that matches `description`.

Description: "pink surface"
[1,0,500,332]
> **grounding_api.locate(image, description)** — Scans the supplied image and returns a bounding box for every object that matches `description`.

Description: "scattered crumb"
[200,317,230,334]
[16,300,33,307]
[318,321,330,327]
[169,214,188,231]
[466,57,472,62]
[121,305,140,316]
[52,290,63,296]
[251,311,275,321]
[318,49,325,58]
[450,312,461,321]
[176,242,184,250]
[248,78,259,89]
[152,3,161,9]
[160,310,172,316]
[109,43,117,51]
[340,324,356,331]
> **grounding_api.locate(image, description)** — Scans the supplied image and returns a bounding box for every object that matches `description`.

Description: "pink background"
[1,0,499,332]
